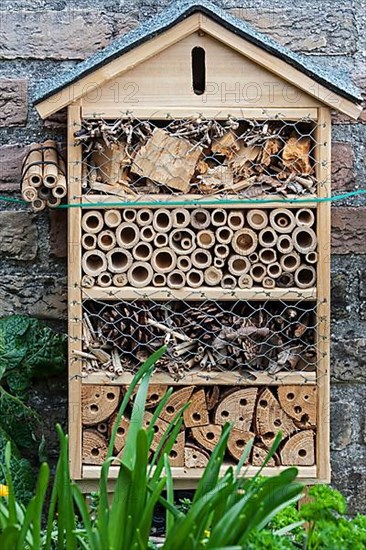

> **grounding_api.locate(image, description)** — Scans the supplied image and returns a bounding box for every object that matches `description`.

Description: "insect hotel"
[33,0,362,490]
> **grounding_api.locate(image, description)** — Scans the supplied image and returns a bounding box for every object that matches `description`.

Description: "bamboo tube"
[97,230,116,251]
[153,273,167,287]
[294,265,316,288]
[177,256,192,272]
[214,244,230,259]
[277,273,294,288]
[250,263,266,283]
[21,181,37,202]
[216,226,233,245]
[47,196,61,208]
[277,235,294,254]
[133,242,153,262]
[269,209,296,234]
[140,226,155,243]
[104,209,122,228]
[227,210,245,230]
[169,229,196,254]
[306,251,318,264]
[232,228,257,256]
[151,248,177,273]
[53,178,67,198]
[81,275,95,288]
[267,262,282,279]
[296,208,315,228]
[247,209,268,230]
[106,248,133,273]
[238,274,253,288]
[153,209,173,233]
[38,186,52,200]
[228,255,250,276]
[293,227,317,254]
[113,273,127,287]
[191,208,211,229]
[280,252,301,273]
[249,252,259,264]
[221,275,237,289]
[127,262,154,287]
[31,198,46,212]
[191,248,212,269]
[186,269,204,288]
[43,140,58,187]
[197,230,215,249]
[122,209,137,222]
[23,143,43,187]
[154,233,169,248]
[214,258,225,268]
[116,222,139,249]
[259,227,278,248]
[167,270,186,289]
[211,208,227,227]
[259,248,277,265]
[136,208,153,226]
[97,272,113,287]
[204,266,223,286]
[82,211,104,234]
[83,250,107,276]
[263,277,275,289]
[82,233,97,250]
[172,208,190,228]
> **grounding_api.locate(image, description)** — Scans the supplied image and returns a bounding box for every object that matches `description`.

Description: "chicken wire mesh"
[74,115,324,199]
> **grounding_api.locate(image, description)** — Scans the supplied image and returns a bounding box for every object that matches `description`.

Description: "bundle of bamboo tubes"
[81,207,318,290]
[81,383,316,468]
[21,141,67,211]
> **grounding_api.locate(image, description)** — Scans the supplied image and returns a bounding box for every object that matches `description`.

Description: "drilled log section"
[232,228,258,256]
[294,266,317,289]
[169,229,196,255]
[97,230,116,251]
[177,256,192,272]
[151,248,177,273]
[280,252,301,273]
[211,209,227,227]
[153,209,173,233]
[247,209,268,230]
[252,446,276,467]
[183,389,209,428]
[43,140,59,187]
[227,210,245,230]
[250,263,266,283]
[97,272,113,287]
[269,209,296,234]
[293,227,317,254]
[136,208,153,226]
[255,388,297,444]
[113,273,128,287]
[116,222,139,249]
[82,211,104,234]
[221,275,237,289]
[215,388,257,431]
[186,269,204,288]
[127,262,154,288]
[167,270,186,289]
[82,385,120,425]
[228,255,250,276]
[191,208,211,229]
[281,430,315,466]
[277,235,294,254]
[277,386,317,428]
[216,226,234,245]
[140,226,155,242]
[82,233,97,250]
[131,128,202,192]
[172,208,190,228]
[106,248,132,273]
[204,266,223,286]
[191,248,212,269]
[259,227,278,248]
[184,445,210,468]
[133,242,153,261]
[259,248,277,265]
[82,430,108,465]
[154,233,169,248]
[144,412,169,452]
[267,262,282,279]
[82,250,108,276]
[23,143,43,186]
[227,429,254,462]
[109,413,130,453]
[238,274,254,288]
[192,424,222,452]
[160,386,195,423]
[104,209,122,228]
[169,431,185,467]
[282,134,312,175]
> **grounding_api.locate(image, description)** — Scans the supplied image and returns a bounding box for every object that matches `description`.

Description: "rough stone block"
[331,142,355,192]
[331,338,366,382]
[49,210,67,258]
[0,79,28,127]
[0,211,38,260]
[0,144,27,187]
[330,400,352,451]
[331,207,366,254]
[331,272,349,319]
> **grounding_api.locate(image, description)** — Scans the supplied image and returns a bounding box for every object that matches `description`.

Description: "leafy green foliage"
[0,427,34,504]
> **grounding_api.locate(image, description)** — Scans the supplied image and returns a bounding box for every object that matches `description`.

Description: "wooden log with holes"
[184,444,210,468]
[144,412,170,452]
[214,388,257,431]
[169,431,185,467]
[281,430,315,466]
[82,385,120,425]
[191,424,222,452]
[160,386,195,423]
[82,429,108,465]
[252,445,276,467]
[109,413,130,453]
[255,388,297,444]
[227,429,254,462]
[277,386,317,429]
[183,389,209,428]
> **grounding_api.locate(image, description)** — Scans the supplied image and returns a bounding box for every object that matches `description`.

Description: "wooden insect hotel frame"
[34,1,362,491]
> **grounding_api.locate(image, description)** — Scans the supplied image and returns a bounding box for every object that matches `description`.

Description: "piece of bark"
[183,389,209,428]
[144,412,169,452]
[261,138,282,167]
[281,430,315,466]
[282,134,312,175]
[131,128,202,192]
[211,131,240,159]
[230,144,261,177]
[169,431,185,467]
[255,388,297,444]
[214,388,258,431]
[82,429,108,465]
[252,445,276,467]
[277,386,317,429]
[191,424,222,452]
[93,142,130,185]
[109,413,130,453]
[82,385,120,425]
[160,386,195,423]
[227,429,254,462]
[184,444,210,468]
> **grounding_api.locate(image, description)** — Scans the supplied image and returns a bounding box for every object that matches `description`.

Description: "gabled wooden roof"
[34,0,362,119]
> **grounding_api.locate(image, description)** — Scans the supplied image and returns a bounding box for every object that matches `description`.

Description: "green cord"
[1,189,366,209]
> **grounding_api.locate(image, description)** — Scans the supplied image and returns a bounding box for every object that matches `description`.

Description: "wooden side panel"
[68,102,83,479]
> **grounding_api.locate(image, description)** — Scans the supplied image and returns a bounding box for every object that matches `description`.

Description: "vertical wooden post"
[316,107,332,483]
[68,101,83,480]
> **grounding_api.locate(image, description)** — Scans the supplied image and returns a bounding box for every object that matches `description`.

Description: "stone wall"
[0,0,365,513]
